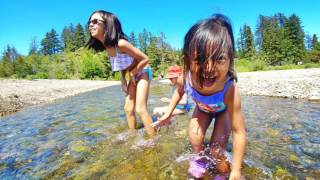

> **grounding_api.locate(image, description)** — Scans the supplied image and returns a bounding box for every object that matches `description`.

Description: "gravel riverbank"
[1,68,319,116]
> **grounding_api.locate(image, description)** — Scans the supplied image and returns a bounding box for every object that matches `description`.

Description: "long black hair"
[183,14,237,85]
[86,10,128,52]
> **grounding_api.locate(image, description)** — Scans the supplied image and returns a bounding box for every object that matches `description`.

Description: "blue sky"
[1,0,319,55]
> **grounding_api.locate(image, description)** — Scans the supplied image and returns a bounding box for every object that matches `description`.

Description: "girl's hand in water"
[229,169,242,180]
[151,113,172,127]
[121,78,128,94]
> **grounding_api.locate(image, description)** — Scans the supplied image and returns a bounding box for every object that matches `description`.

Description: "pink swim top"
[109,48,134,71]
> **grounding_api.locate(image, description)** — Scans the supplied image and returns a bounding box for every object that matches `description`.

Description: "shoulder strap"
[222,78,233,94]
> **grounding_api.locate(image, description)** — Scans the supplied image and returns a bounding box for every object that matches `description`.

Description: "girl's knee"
[188,131,205,152]
[135,106,148,116]
[191,144,204,153]
[124,104,134,114]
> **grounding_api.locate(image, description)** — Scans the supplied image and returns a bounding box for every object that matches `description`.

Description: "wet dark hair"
[86,10,128,51]
[183,14,237,86]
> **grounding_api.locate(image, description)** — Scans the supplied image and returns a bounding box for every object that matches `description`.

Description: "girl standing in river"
[87,10,155,137]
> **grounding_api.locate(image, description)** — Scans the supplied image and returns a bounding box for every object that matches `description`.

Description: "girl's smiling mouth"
[203,77,217,87]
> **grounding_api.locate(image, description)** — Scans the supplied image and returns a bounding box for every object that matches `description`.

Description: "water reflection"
[0,83,319,179]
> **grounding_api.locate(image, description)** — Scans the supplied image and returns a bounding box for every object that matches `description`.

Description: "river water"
[0,83,319,179]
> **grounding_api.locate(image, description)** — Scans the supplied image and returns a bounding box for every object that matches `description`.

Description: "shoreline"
[236,68,320,100]
[0,79,120,116]
[159,68,320,100]
[1,68,320,116]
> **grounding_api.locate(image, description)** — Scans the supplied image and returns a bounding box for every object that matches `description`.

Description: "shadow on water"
[0,83,319,179]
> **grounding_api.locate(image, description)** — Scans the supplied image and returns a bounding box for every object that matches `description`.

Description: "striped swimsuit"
[109,48,134,71]
[109,48,152,80]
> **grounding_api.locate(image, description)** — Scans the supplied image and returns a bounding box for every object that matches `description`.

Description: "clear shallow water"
[0,83,319,179]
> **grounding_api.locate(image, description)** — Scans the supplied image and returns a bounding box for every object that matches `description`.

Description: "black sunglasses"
[88,19,105,25]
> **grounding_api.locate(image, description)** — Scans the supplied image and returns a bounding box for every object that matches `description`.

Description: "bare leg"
[123,80,137,130]
[135,73,155,136]
[188,106,214,153]
[210,110,231,174]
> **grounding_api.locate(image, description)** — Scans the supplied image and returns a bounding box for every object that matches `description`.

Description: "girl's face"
[88,13,105,41]
[169,77,178,85]
[192,52,230,89]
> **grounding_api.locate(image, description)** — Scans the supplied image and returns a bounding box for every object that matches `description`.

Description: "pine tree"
[146,35,160,70]
[255,15,267,51]
[256,14,298,65]
[0,45,16,77]
[49,29,62,54]
[305,33,313,51]
[62,26,73,52]
[244,25,256,59]
[238,25,255,59]
[310,36,320,63]
[74,23,85,50]
[312,34,318,50]
[3,45,19,62]
[237,27,245,57]
[29,37,39,55]
[61,24,77,52]
[41,29,62,55]
[40,33,50,55]
[139,28,149,53]
[128,32,138,47]
[285,14,305,64]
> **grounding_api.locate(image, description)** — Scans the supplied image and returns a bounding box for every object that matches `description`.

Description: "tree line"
[0,13,319,79]
[237,13,320,67]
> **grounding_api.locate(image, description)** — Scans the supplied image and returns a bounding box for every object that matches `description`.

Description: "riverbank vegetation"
[1,13,319,80]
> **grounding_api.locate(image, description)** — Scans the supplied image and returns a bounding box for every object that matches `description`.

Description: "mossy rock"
[272,166,297,179]
[289,154,298,162]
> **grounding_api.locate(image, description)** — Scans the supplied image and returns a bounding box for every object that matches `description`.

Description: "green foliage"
[79,50,106,79]
[308,42,320,63]
[61,24,76,52]
[255,13,307,65]
[235,59,267,72]
[129,32,138,47]
[237,25,255,59]
[272,166,296,179]
[147,36,161,70]
[1,14,319,80]
[28,37,39,55]
[0,56,14,77]
[40,29,62,55]
[13,56,32,78]
[235,58,320,72]
[74,23,86,50]
[112,71,122,80]
[138,28,149,53]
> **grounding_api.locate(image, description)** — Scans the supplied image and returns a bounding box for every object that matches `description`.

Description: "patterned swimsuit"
[109,48,152,80]
[184,72,233,113]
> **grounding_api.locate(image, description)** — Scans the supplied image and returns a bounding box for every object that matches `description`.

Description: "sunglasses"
[88,19,105,25]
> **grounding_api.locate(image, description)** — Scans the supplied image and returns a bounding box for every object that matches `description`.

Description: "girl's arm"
[226,84,246,179]
[118,39,149,77]
[177,93,187,105]
[164,88,185,115]
[151,76,185,127]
